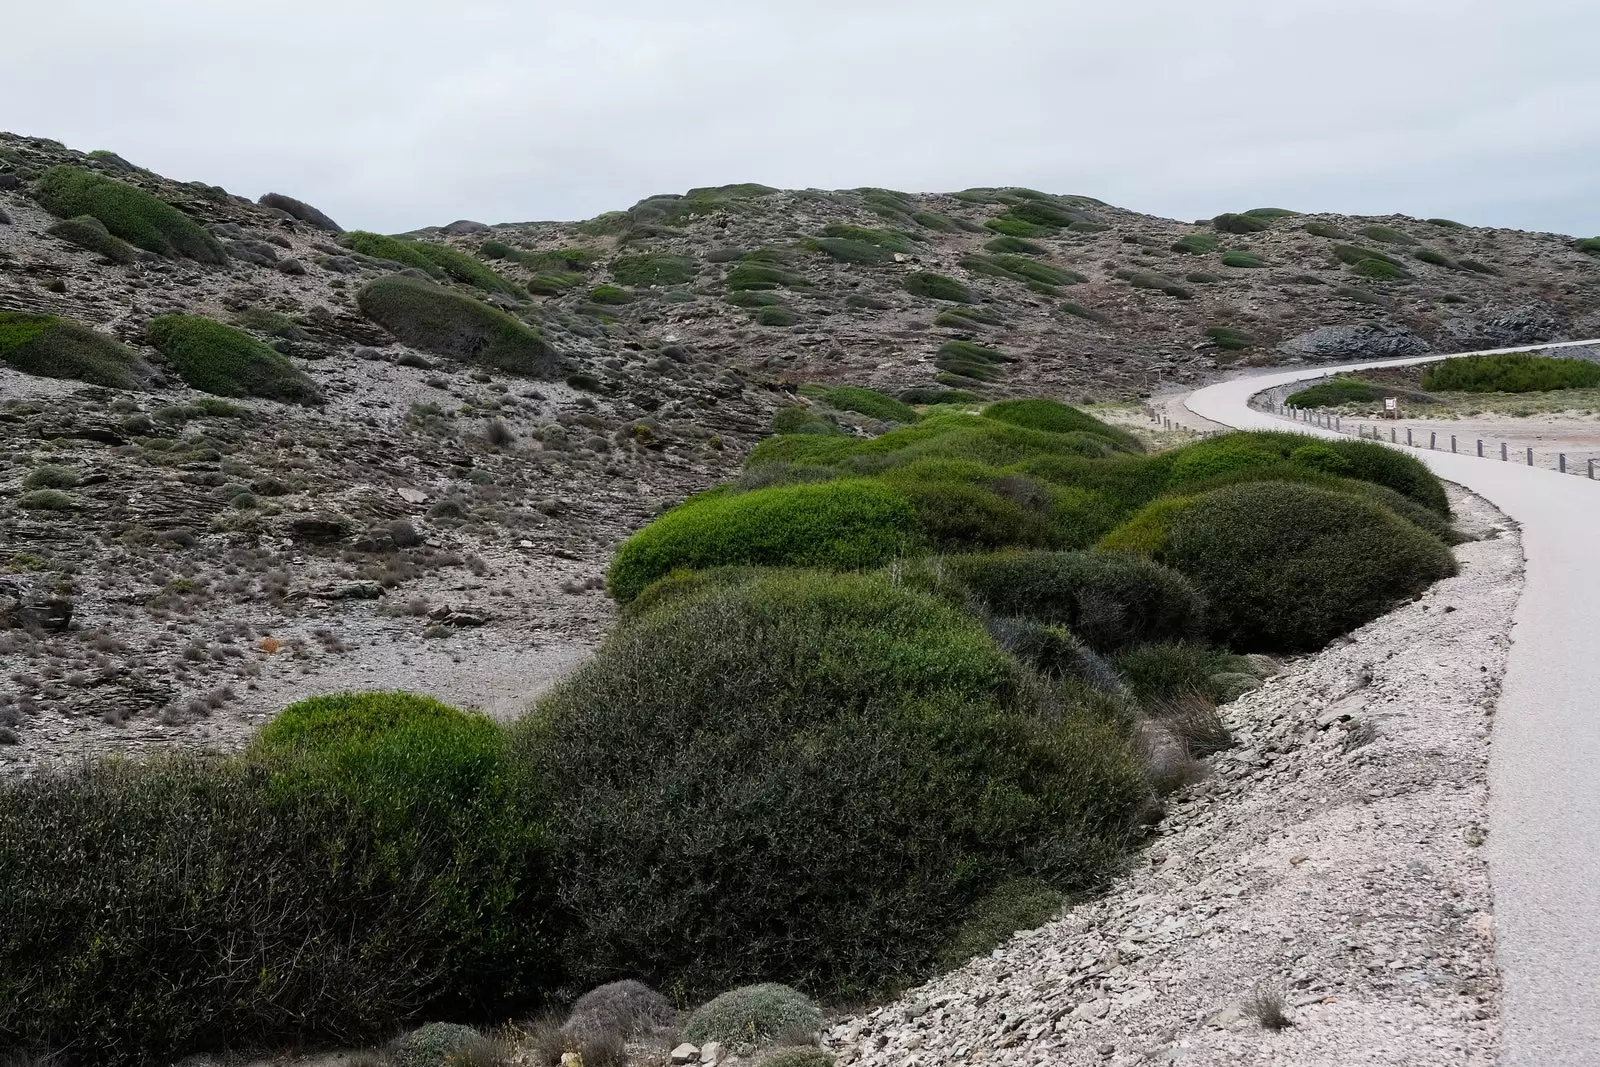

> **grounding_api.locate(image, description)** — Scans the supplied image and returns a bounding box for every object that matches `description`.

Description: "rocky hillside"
[1,127,1597,771]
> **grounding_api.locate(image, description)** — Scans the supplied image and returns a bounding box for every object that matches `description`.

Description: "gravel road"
[1186,340,1600,1067]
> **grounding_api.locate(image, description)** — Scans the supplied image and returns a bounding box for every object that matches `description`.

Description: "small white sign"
[1384,397,1398,411]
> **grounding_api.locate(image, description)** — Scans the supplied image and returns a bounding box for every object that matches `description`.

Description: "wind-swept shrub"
[47,215,138,263]
[1220,251,1264,268]
[258,192,343,232]
[513,570,1147,997]
[34,165,224,263]
[904,272,974,302]
[0,311,151,389]
[357,275,559,376]
[982,398,1142,452]
[1285,377,1386,408]
[340,232,520,295]
[145,314,320,404]
[1421,352,1600,393]
[610,252,696,287]
[935,340,1011,382]
[804,385,919,423]
[1211,213,1269,234]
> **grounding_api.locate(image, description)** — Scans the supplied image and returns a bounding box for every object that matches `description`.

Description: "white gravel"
[827,484,1520,1067]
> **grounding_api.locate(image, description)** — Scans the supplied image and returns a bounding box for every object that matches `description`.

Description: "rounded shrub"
[770,405,843,436]
[683,984,821,1049]
[605,480,922,602]
[937,878,1065,969]
[391,1023,481,1067]
[806,385,918,424]
[1211,213,1270,234]
[23,465,79,490]
[1164,432,1448,515]
[34,165,225,263]
[904,271,974,302]
[1421,352,1600,394]
[357,275,559,377]
[0,311,151,389]
[1112,643,1247,704]
[146,314,321,404]
[876,462,1054,551]
[610,252,696,287]
[981,398,1142,453]
[47,215,138,263]
[339,232,519,294]
[949,550,1205,651]
[1219,251,1264,268]
[513,571,1147,997]
[1106,482,1457,651]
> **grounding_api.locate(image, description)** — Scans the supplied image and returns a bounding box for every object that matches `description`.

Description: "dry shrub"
[1149,690,1233,757]
[1246,982,1294,1031]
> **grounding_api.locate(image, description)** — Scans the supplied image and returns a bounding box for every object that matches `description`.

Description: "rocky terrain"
[2,128,1593,773]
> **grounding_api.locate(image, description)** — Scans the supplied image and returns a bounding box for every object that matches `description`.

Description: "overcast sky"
[9,1,1598,235]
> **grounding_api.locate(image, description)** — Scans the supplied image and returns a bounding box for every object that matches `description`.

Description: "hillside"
[1,127,1597,771]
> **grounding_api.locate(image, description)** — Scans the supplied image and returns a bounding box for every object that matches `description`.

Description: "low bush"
[19,488,74,511]
[807,237,894,264]
[34,166,224,263]
[1413,248,1458,269]
[683,984,821,1048]
[1220,251,1264,268]
[0,310,151,389]
[357,275,559,376]
[975,255,1085,287]
[1428,218,1465,229]
[1575,237,1600,257]
[391,1023,480,1067]
[905,271,974,302]
[756,305,799,326]
[727,260,801,291]
[1244,207,1299,219]
[1060,301,1105,322]
[935,305,1002,329]
[805,385,919,423]
[949,550,1205,651]
[1285,377,1386,408]
[528,272,584,295]
[984,235,1045,254]
[1360,224,1414,245]
[756,1048,834,1067]
[588,284,633,305]
[258,192,343,232]
[982,398,1142,452]
[1103,482,1455,650]
[340,232,520,295]
[513,570,1147,996]
[900,386,981,404]
[985,217,1048,238]
[145,315,320,404]
[23,465,78,490]
[1332,244,1401,267]
[1301,220,1348,239]
[1113,643,1246,704]
[935,340,1011,382]
[1352,257,1410,281]
[610,252,696,287]
[47,215,138,263]
[820,224,914,252]
[1458,258,1498,275]
[770,406,844,436]
[235,307,309,341]
[937,879,1065,969]
[1117,271,1191,299]
[1172,233,1218,254]
[876,462,1055,551]
[0,691,553,1063]
[606,480,922,602]
[1421,352,1600,393]
[1205,326,1253,350]
[1211,213,1269,234]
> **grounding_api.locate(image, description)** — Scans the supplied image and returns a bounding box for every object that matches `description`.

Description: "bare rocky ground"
[826,485,1519,1067]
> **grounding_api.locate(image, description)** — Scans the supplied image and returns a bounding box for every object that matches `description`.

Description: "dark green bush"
[938,879,1065,969]
[805,385,919,423]
[982,398,1142,453]
[727,260,800,291]
[949,551,1205,651]
[901,386,981,404]
[1360,224,1414,245]
[513,570,1146,997]
[984,235,1046,254]
[935,306,1002,329]
[1286,377,1386,408]
[985,217,1049,238]
[1352,257,1410,281]
[47,215,138,263]
[683,984,821,1048]
[771,406,844,436]
[1220,251,1264,268]
[527,272,584,295]
[1205,326,1253,350]
[935,340,1011,382]
[606,480,922,602]
[0,693,553,1064]
[1332,244,1401,267]
[1243,208,1299,219]
[340,232,520,295]
[1117,271,1191,299]
[1106,482,1456,651]
[1413,248,1458,269]
[1172,233,1218,254]
[34,166,224,263]
[1458,258,1498,275]
[905,272,974,302]
[1113,643,1245,704]
[1301,221,1348,239]
[963,255,1085,287]
[1428,218,1465,229]
[357,276,559,377]
[145,315,320,404]
[807,237,895,264]
[756,305,799,326]
[588,284,633,305]
[235,307,309,341]
[1211,213,1269,234]
[1421,352,1600,393]
[1060,301,1105,322]
[877,462,1054,551]
[610,252,696,287]
[0,311,150,389]
[1574,237,1600,257]
[821,224,914,252]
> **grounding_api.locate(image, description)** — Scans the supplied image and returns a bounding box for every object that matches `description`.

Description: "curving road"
[1184,341,1600,1066]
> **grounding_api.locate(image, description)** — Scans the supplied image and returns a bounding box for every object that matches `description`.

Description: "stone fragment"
[670,1043,699,1064]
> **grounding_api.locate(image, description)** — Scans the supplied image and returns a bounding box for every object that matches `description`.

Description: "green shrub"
[1211,213,1269,234]
[234,307,309,341]
[876,463,1055,551]
[938,879,1065,969]
[1458,258,1498,275]
[982,398,1142,453]
[1106,482,1456,650]
[527,272,584,295]
[935,340,1011,382]
[968,255,1085,287]
[145,315,320,404]
[807,237,894,264]
[900,386,980,405]
[1117,271,1191,299]
[1003,199,1079,228]
[1332,244,1401,267]
[588,284,633,305]
[1360,224,1414,245]
[19,488,74,510]
[806,385,918,423]
[1286,377,1386,408]
[1422,352,1600,393]
[935,305,1002,329]
[1574,237,1600,257]
[23,465,79,490]
[727,260,801,291]
[1352,257,1410,281]
[391,1023,481,1067]
[683,984,821,1048]
[606,481,922,602]
[357,276,558,376]
[1220,251,1264,268]
[821,224,914,252]
[0,311,150,389]
[905,272,974,302]
[984,235,1046,254]
[1205,326,1253,350]
[610,252,696,287]
[1060,301,1105,322]
[1413,248,1458,269]
[340,232,520,295]
[985,217,1049,238]
[1428,218,1465,229]
[514,571,1146,996]
[771,406,844,436]
[1302,221,1348,239]
[1113,643,1244,704]
[0,690,553,1064]
[33,166,224,263]
[756,1049,834,1067]
[1244,207,1299,219]
[47,215,138,263]
[756,305,799,326]
[1172,233,1218,254]
[949,551,1205,651]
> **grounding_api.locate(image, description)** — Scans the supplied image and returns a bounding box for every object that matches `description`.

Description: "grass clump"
[357,276,558,377]
[528,272,584,295]
[340,232,520,295]
[1172,232,1218,254]
[1332,244,1401,267]
[1101,482,1455,651]
[1360,224,1414,245]
[936,340,1011,382]
[1219,251,1264,268]
[145,315,321,404]
[1211,213,1270,234]
[807,237,894,264]
[682,984,821,1048]
[588,284,633,305]
[964,255,1085,288]
[47,215,138,263]
[728,260,801,291]
[901,386,981,405]
[1302,220,1348,239]
[938,879,1065,969]
[34,165,225,263]
[514,570,1147,997]
[610,252,696,287]
[0,310,151,389]
[606,481,922,602]
[984,235,1046,254]
[804,384,919,423]
[771,406,844,436]
[1117,271,1191,299]
[1422,352,1600,393]
[1413,248,1458,269]
[0,692,553,1063]
[1352,257,1411,281]
[756,305,800,326]
[1205,326,1253,350]
[935,306,1002,329]
[905,272,974,302]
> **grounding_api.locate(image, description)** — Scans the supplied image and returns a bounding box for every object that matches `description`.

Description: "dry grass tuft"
[1246,982,1294,1031]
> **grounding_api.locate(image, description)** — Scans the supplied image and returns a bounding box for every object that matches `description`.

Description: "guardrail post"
[1391,428,1397,443]
[1591,459,1596,480]
[1478,439,1483,457]
[1407,428,1413,446]
[1502,442,1508,461]
[1561,453,1567,473]
[1452,435,1457,453]
[1430,431,1437,450]
[1527,447,1534,466]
